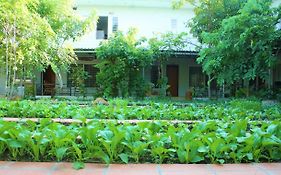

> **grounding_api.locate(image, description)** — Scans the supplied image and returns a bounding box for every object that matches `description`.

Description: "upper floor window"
[171,19,177,31]
[112,16,118,33]
[96,16,108,39]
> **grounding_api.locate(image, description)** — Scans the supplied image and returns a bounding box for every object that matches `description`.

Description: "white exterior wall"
[73,0,196,49]
[69,0,198,97]
[144,57,199,97]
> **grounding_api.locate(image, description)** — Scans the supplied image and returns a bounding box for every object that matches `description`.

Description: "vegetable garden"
[0,98,280,165]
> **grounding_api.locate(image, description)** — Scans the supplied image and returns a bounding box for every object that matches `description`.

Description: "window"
[96,16,108,39]
[151,65,159,88]
[275,64,281,81]
[171,19,177,30]
[189,67,206,88]
[112,16,118,32]
[67,64,99,88]
[84,65,99,87]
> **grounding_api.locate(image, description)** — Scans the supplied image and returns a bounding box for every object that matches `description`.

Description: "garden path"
[0,161,280,175]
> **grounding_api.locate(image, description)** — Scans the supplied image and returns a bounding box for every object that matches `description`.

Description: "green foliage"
[68,65,90,97]
[96,29,153,97]
[72,162,85,170]
[176,0,281,86]
[0,0,97,96]
[0,98,280,121]
[0,119,280,163]
[148,32,187,96]
[229,99,262,111]
[173,0,247,42]
[198,0,280,85]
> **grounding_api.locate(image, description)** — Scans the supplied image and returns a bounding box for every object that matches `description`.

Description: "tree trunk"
[5,27,9,96]
[245,80,249,97]
[268,69,272,90]
[207,74,211,99]
[9,17,17,98]
[255,77,259,91]
[32,71,36,97]
[222,83,225,98]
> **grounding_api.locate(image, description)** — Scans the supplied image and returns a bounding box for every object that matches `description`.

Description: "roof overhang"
[75,0,192,9]
[74,48,198,59]
[74,48,95,53]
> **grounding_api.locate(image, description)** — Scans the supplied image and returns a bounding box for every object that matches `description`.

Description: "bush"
[0,120,280,164]
[229,99,262,111]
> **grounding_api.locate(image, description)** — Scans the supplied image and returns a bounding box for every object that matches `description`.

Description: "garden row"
[0,99,280,120]
[0,119,280,164]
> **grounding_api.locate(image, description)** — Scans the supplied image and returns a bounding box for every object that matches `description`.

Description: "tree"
[174,0,281,97]
[173,0,247,42]
[173,0,247,97]
[68,65,90,97]
[198,0,281,87]
[96,29,153,97]
[148,32,187,96]
[0,0,96,97]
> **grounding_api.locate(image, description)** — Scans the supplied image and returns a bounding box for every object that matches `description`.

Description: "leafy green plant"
[96,29,153,97]
[0,119,280,164]
[72,162,85,170]
[0,99,280,121]
[98,123,125,163]
[68,65,90,97]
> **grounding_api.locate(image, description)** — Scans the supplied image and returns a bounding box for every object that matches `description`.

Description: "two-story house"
[34,0,205,97]
[1,0,280,97]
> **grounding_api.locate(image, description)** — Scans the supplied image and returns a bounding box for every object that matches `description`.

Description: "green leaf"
[55,147,68,161]
[198,146,208,153]
[191,155,204,163]
[267,124,277,134]
[94,150,111,165]
[119,153,129,164]
[72,162,85,170]
[218,159,225,164]
[8,140,22,148]
[246,153,253,160]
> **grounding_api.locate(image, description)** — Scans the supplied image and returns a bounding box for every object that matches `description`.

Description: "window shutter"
[112,16,118,32]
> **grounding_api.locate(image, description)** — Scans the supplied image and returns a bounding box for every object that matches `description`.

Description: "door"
[43,66,56,95]
[166,65,179,96]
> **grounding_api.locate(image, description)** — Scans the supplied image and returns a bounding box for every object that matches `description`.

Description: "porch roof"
[74,48,199,57]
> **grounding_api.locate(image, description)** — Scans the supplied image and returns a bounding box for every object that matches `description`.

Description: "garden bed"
[1,117,197,124]
[0,99,280,121]
[0,119,280,164]
[0,98,280,164]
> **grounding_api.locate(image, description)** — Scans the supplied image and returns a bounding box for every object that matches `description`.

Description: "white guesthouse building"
[40,0,203,97]
[0,0,280,97]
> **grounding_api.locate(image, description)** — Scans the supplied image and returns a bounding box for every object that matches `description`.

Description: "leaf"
[94,150,111,165]
[72,162,85,170]
[191,155,204,163]
[267,124,277,134]
[198,146,208,153]
[119,153,129,164]
[177,149,187,163]
[246,153,253,160]
[7,140,22,148]
[237,137,246,143]
[99,130,113,140]
[218,159,225,164]
[55,147,68,161]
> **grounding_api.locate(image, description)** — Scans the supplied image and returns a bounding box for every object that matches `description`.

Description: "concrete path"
[0,161,280,175]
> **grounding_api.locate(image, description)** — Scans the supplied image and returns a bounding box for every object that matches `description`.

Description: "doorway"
[42,66,56,95]
[166,65,179,96]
